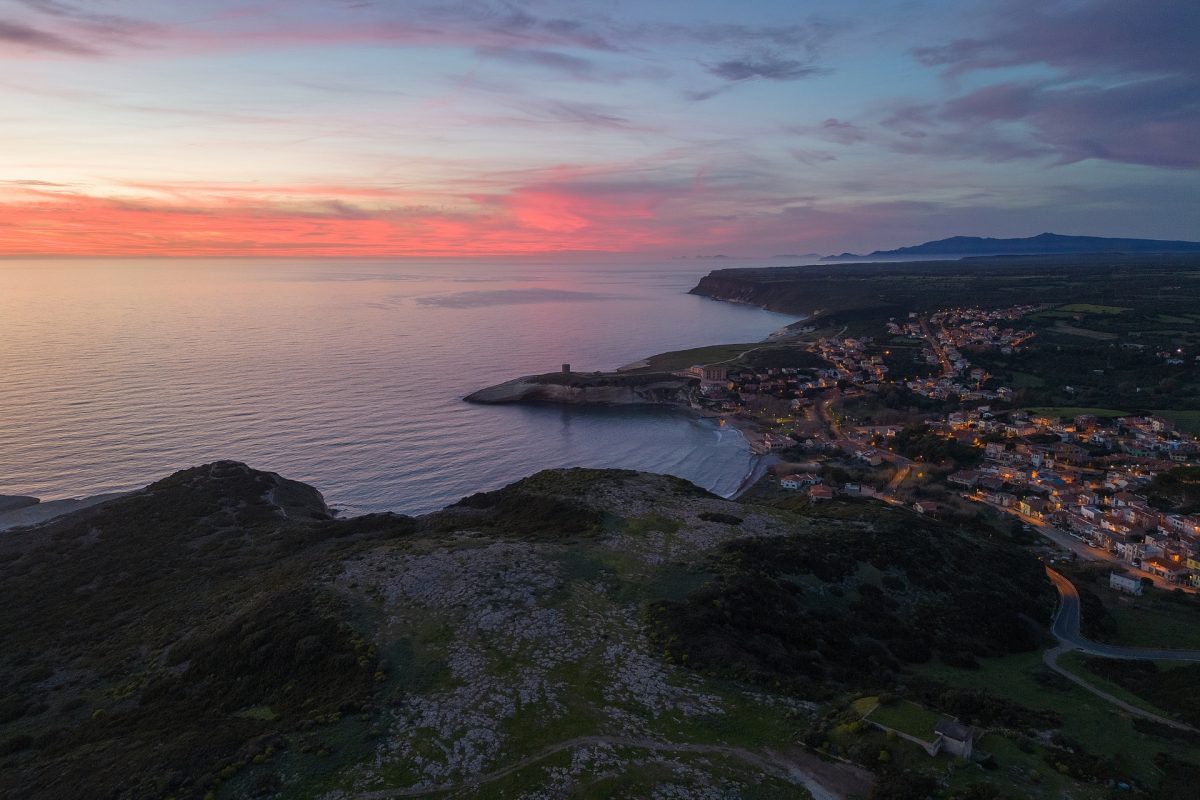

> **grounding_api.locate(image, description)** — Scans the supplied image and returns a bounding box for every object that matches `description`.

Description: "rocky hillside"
[0,461,1060,799]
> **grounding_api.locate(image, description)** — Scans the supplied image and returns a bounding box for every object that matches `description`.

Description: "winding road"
[1045,567,1200,661]
[1043,566,1200,732]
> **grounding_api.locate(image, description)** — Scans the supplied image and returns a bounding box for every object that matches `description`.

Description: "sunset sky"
[2,0,1197,257]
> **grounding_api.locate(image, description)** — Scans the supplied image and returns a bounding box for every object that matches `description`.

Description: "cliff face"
[464,372,700,407]
[688,270,802,315]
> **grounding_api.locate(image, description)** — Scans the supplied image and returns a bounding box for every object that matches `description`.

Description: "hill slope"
[0,461,1069,799]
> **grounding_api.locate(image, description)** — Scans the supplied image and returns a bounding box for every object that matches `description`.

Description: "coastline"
[728,448,778,499]
[465,313,801,501]
[0,491,130,532]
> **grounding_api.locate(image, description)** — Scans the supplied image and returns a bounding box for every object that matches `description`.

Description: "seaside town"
[682,304,1200,593]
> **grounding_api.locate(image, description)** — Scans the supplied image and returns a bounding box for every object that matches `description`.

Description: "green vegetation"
[619,341,827,374]
[1009,371,1047,388]
[5,458,1199,798]
[1156,409,1200,435]
[530,369,688,387]
[0,463,846,799]
[693,253,1200,411]
[743,346,827,370]
[893,424,982,465]
[1076,658,1200,728]
[650,508,1053,692]
[452,473,608,539]
[1050,322,1118,340]
[623,342,760,372]
[1023,406,1130,419]
[0,462,402,800]
[1054,652,1174,718]
[1083,573,1200,647]
[864,699,942,740]
[1058,304,1129,315]
[693,253,1200,326]
[1146,466,1200,513]
[914,651,1200,788]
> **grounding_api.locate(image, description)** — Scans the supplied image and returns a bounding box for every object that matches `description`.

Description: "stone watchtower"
[562,363,571,374]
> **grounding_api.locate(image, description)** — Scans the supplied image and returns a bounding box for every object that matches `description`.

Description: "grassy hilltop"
[2,462,1199,799]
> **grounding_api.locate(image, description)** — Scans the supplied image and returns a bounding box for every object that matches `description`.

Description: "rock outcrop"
[465,371,700,408]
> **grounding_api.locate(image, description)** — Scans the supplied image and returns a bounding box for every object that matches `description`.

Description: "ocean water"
[0,259,797,515]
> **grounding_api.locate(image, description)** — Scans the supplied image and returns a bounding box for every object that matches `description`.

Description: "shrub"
[698,511,743,525]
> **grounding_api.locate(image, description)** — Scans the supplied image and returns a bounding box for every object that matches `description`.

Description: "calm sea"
[0,259,797,515]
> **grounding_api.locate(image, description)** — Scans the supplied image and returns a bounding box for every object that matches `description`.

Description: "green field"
[1097,585,1200,650]
[1010,371,1047,388]
[1055,652,1174,718]
[621,342,761,372]
[1024,406,1130,419]
[1156,409,1200,435]
[913,651,1200,787]
[864,695,945,743]
[863,698,942,741]
[1051,322,1119,340]
[1058,303,1129,315]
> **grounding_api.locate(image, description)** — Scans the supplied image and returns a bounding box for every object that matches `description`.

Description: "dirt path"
[710,345,764,365]
[353,734,866,799]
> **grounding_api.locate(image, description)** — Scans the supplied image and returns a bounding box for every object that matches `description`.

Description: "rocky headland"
[464,370,700,408]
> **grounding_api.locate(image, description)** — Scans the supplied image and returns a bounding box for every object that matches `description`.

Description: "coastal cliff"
[689,268,815,316]
[464,370,700,407]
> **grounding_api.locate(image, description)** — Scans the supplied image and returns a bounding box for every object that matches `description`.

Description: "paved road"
[816,390,841,439]
[886,464,911,491]
[918,316,955,378]
[1046,567,1200,661]
[1044,567,1200,731]
[978,499,1194,593]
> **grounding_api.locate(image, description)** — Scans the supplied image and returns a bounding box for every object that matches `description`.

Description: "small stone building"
[933,719,976,759]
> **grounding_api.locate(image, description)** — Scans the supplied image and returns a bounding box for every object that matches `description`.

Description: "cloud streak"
[1,1,1196,256]
[706,53,824,82]
[0,18,96,54]
[899,0,1200,169]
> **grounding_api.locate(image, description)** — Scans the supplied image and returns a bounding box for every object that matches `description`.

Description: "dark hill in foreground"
[826,232,1200,260]
[0,459,1144,800]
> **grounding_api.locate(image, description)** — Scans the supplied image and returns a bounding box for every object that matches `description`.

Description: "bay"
[0,258,796,515]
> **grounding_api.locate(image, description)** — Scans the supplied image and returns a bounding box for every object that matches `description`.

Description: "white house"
[780,473,821,490]
[1109,571,1143,596]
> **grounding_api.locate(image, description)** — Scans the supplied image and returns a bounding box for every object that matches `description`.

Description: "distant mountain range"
[823,232,1200,260]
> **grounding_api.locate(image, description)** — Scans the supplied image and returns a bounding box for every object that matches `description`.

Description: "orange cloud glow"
[0,186,698,257]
